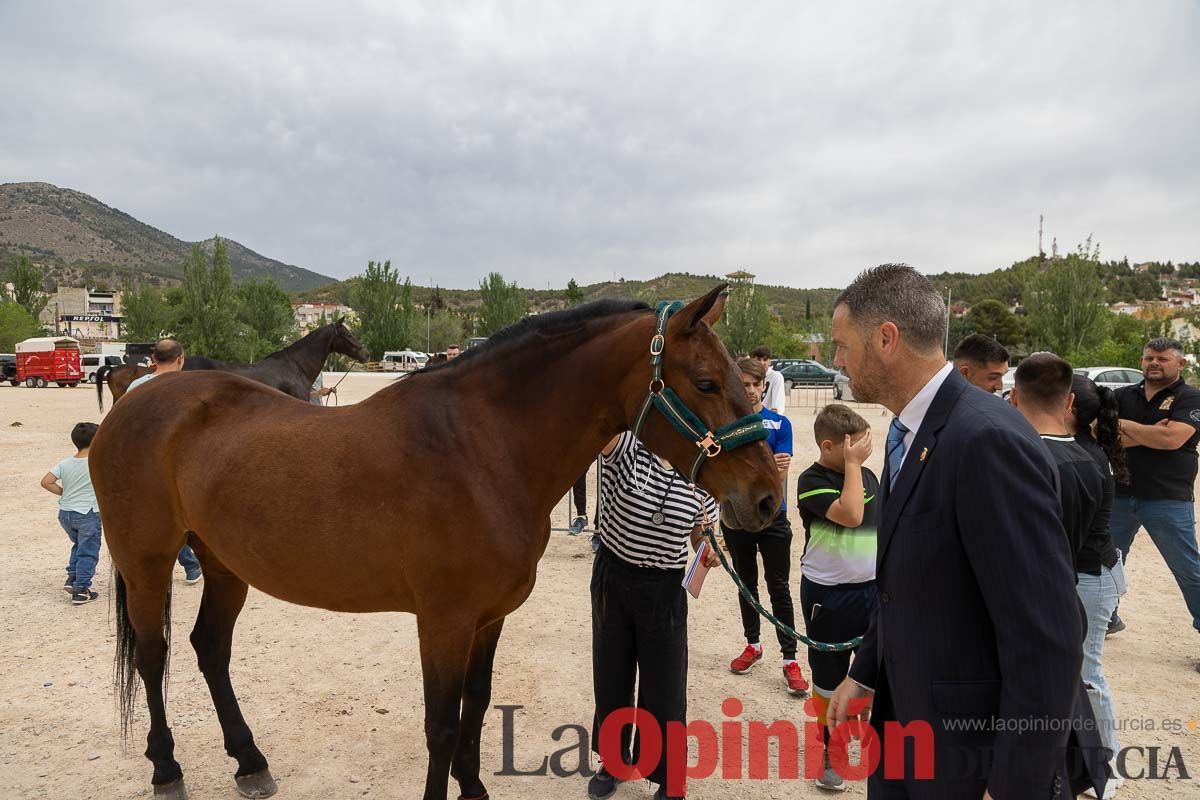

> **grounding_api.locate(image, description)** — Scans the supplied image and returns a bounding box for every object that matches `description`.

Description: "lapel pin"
[919,447,928,462]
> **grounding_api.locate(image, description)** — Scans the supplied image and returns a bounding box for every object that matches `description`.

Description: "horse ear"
[675,283,728,331]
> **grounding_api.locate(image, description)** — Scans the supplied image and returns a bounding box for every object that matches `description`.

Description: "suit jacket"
[849,369,1107,799]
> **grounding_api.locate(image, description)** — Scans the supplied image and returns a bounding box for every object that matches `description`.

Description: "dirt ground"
[0,375,1196,799]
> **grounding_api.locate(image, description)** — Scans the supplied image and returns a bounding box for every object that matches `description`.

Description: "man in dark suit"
[826,265,1105,799]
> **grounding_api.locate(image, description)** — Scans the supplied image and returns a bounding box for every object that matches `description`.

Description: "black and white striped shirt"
[597,433,719,570]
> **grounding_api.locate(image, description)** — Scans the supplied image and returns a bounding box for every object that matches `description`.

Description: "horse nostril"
[757,493,776,522]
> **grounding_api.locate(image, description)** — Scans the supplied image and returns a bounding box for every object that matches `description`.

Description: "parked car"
[779,361,845,399]
[81,353,125,383]
[380,350,429,372]
[1,353,17,386]
[1000,366,1142,399]
[15,336,83,387]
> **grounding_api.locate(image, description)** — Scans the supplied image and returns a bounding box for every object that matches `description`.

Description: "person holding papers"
[587,432,718,800]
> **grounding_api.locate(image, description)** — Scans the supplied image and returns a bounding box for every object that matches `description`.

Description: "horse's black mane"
[420,298,652,373]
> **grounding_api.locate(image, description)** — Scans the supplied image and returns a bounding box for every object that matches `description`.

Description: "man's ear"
[1065,392,1075,417]
[956,362,970,379]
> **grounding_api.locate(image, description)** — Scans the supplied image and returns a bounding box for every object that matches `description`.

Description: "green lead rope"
[701,524,863,653]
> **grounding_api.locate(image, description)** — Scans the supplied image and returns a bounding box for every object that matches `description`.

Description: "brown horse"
[89,286,781,800]
[95,318,370,410]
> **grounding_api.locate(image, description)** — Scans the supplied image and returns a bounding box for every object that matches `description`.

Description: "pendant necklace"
[651,470,677,526]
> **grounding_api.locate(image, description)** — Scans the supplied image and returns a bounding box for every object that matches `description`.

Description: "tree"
[348,260,412,358]
[175,238,238,359]
[477,272,527,335]
[427,310,464,352]
[717,276,770,356]
[958,299,1025,348]
[235,277,295,360]
[121,283,175,342]
[0,301,43,351]
[565,278,585,307]
[7,256,48,320]
[1023,239,1108,356]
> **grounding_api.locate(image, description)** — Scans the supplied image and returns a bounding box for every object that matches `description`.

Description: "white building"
[293,303,355,331]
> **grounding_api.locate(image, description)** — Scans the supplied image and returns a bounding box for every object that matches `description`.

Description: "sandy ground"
[0,375,1197,800]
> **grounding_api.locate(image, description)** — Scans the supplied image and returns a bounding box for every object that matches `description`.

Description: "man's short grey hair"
[1146,337,1185,357]
[835,264,947,353]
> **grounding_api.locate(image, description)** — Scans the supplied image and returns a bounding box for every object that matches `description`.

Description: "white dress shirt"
[894,361,953,470]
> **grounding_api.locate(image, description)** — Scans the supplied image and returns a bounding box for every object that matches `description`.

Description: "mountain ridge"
[0,182,334,291]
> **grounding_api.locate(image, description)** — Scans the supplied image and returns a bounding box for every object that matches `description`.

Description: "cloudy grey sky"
[1,1,1197,288]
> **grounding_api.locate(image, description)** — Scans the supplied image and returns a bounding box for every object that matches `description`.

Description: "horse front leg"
[451,617,506,800]
[417,615,476,800]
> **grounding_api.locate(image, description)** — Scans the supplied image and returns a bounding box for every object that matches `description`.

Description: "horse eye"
[695,380,718,394]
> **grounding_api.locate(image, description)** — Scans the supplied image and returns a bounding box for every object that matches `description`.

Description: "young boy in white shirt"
[40,422,103,605]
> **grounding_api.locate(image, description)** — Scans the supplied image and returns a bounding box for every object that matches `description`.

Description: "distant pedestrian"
[40,422,103,605]
[750,346,787,415]
[951,333,1010,394]
[447,344,461,359]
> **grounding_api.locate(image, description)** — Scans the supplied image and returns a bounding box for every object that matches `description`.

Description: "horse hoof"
[153,778,189,800]
[236,768,279,798]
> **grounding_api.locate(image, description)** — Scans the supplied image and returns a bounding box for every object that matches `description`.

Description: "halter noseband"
[630,301,769,484]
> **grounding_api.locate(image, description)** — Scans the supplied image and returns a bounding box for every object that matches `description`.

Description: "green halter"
[630,301,769,484]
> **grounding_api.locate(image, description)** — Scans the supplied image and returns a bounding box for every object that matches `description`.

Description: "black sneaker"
[71,588,99,605]
[63,581,74,594]
[569,516,587,536]
[587,767,619,799]
[1106,613,1126,637]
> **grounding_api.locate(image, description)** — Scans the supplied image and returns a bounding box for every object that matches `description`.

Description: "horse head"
[331,318,371,363]
[631,284,782,532]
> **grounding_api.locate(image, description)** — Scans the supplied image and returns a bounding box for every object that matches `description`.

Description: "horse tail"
[96,365,110,412]
[113,569,173,745]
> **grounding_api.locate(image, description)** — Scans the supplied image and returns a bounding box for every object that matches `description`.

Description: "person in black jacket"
[1068,373,1129,795]
[827,266,1106,800]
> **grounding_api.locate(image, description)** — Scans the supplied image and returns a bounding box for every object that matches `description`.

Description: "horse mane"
[419,299,651,374]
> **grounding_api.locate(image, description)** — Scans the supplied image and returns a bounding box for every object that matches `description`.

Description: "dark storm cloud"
[1,1,1197,287]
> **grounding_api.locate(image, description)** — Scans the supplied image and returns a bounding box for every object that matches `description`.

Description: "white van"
[380,350,429,372]
[81,353,126,383]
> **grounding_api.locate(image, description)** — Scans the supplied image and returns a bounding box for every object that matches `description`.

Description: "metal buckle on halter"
[649,334,665,356]
[649,378,665,395]
[696,432,722,457]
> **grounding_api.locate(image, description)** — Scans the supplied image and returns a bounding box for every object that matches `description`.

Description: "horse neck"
[427,314,652,517]
[270,327,333,380]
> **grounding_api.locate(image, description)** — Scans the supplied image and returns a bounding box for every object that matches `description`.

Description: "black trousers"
[590,544,687,788]
[722,510,797,659]
[572,470,587,518]
[799,576,876,696]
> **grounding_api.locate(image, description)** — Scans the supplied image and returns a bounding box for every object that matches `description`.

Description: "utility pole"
[1038,214,1044,259]
[426,276,432,352]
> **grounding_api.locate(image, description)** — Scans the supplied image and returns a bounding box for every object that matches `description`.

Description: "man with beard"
[826,265,1104,799]
[1107,338,1200,665]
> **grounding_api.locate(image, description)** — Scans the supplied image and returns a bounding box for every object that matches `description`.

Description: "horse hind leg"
[187,540,276,798]
[451,618,506,800]
[116,563,188,798]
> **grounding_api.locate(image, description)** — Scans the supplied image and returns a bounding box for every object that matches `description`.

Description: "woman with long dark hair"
[1068,373,1128,790]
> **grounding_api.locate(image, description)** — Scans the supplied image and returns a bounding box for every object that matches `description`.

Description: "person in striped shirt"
[588,432,718,800]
